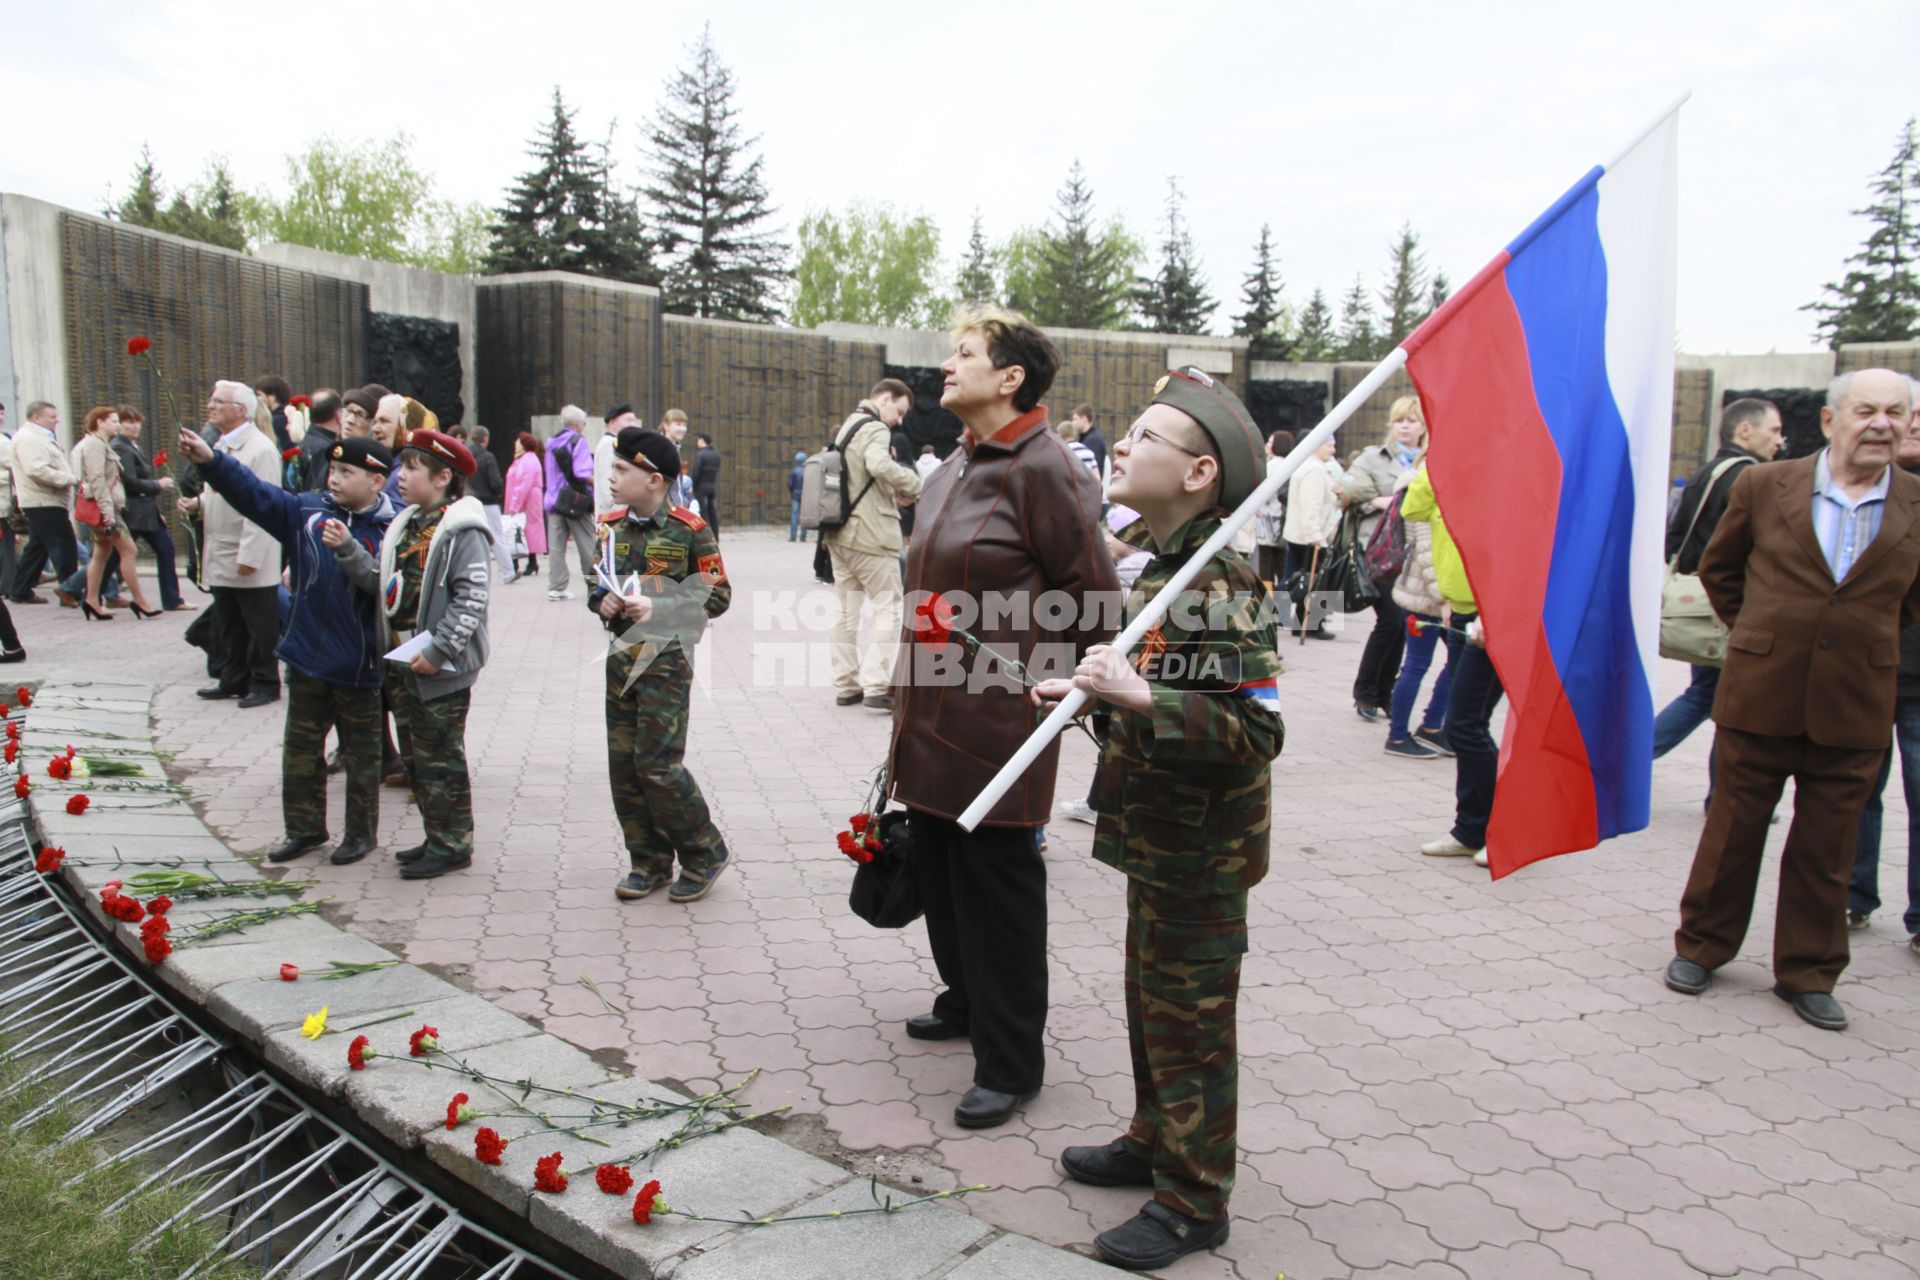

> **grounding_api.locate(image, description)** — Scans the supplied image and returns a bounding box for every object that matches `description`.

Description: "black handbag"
[1314,512,1380,613]
[551,440,593,519]
[848,810,921,928]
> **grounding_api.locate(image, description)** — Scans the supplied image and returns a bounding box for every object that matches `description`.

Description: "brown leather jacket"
[889,406,1121,827]
[1702,453,1920,749]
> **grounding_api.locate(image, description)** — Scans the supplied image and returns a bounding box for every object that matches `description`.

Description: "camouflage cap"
[1148,368,1264,508]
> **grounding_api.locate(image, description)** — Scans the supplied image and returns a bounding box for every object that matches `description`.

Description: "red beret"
[404,428,476,477]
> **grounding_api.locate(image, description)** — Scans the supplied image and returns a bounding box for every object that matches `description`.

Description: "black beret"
[613,427,682,479]
[328,437,393,476]
[604,402,634,423]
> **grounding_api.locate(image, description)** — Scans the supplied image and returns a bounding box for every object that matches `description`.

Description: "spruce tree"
[956,210,997,306]
[1428,268,1452,314]
[1234,224,1290,359]
[1379,222,1428,346]
[1036,160,1138,329]
[110,149,247,250]
[113,146,165,225]
[1294,288,1336,361]
[486,89,654,283]
[1134,178,1216,334]
[1336,275,1379,360]
[642,24,788,321]
[1805,117,1920,348]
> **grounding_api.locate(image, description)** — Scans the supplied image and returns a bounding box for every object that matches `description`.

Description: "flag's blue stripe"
[1504,166,1605,260]
[1501,183,1654,839]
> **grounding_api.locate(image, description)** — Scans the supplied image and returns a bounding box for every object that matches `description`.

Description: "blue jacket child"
[195,444,395,688]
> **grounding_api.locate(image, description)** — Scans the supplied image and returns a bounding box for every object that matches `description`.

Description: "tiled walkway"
[22,529,1919,1278]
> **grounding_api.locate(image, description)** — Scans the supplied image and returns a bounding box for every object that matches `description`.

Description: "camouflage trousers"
[605,649,726,878]
[1121,880,1249,1222]
[392,669,473,860]
[283,669,381,844]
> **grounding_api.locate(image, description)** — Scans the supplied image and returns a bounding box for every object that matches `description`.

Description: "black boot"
[1094,1201,1230,1271]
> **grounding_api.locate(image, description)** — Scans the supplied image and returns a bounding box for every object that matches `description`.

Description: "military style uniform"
[1092,512,1284,1223]
[589,503,733,880]
[389,502,474,861]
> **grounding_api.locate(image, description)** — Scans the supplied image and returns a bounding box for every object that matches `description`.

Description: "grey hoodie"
[334,494,493,701]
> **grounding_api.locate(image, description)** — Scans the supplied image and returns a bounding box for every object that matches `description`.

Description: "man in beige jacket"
[824,379,921,710]
[7,401,78,605]
[179,381,283,707]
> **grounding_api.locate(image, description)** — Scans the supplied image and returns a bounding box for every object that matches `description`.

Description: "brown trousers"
[1676,725,1885,993]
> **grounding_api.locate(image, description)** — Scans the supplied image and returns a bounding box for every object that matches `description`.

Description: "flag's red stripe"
[1404,259,1600,875]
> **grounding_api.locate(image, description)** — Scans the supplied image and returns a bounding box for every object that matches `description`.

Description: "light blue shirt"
[1811,448,1890,582]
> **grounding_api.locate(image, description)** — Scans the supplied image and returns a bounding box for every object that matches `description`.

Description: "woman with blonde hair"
[70,406,159,620]
[1338,394,1426,717]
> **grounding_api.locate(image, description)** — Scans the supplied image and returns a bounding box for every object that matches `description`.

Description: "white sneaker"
[1473,848,1490,867]
[1060,800,1098,825]
[547,589,574,601]
[1420,835,1480,857]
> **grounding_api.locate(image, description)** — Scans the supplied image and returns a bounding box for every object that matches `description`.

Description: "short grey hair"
[214,380,257,418]
[469,425,490,446]
[559,404,587,429]
[1828,368,1917,413]
[24,400,54,420]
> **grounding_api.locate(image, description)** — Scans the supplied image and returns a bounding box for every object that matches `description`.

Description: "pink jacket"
[504,452,547,554]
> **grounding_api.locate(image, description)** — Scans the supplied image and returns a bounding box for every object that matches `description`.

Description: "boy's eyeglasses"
[1123,424,1201,456]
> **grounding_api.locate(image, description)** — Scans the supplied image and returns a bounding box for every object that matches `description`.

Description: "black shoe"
[1414,725,1454,756]
[1354,701,1379,722]
[615,870,668,900]
[0,648,23,663]
[394,842,428,865]
[398,851,472,880]
[1094,1201,1230,1271]
[954,1085,1037,1129]
[197,684,245,700]
[265,833,328,863]
[1060,1137,1154,1188]
[330,838,375,865]
[236,690,280,709]
[1664,955,1711,995]
[905,1012,968,1041]
[835,692,863,706]
[1774,985,1848,1031]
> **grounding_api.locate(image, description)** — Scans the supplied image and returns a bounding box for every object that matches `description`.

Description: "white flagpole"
[956,346,1410,831]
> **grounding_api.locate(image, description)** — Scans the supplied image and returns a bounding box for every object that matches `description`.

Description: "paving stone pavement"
[20,529,1920,1279]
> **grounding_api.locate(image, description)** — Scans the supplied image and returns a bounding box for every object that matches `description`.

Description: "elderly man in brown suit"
[1667,368,1920,1031]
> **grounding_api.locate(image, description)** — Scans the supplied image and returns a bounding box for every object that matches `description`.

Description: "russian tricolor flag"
[1403,108,1679,877]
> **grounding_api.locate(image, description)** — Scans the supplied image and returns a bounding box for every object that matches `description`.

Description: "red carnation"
[34,846,64,873]
[1,704,8,718]
[912,593,955,647]
[153,450,169,468]
[16,687,32,707]
[66,794,90,815]
[6,720,20,739]
[849,812,871,834]
[280,963,299,981]
[347,1035,371,1070]
[631,1179,662,1224]
[595,1164,634,1195]
[4,741,15,764]
[143,931,172,964]
[47,756,71,779]
[474,1127,508,1166]
[14,777,29,799]
[534,1152,568,1194]
[147,895,172,916]
[281,447,302,463]
[126,336,152,357]
[291,394,312,410]
[1405,614,1425,639]
[446,1092,473,1129]
[140,914,170,936]
[103,892,144,923]
[408,1024,439,1057]
[836,830,859,857]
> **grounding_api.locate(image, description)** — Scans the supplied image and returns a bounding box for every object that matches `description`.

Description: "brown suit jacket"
[1701,453,1920,749]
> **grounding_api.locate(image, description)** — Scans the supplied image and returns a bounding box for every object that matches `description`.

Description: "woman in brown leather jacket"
[887,308,1120,1129]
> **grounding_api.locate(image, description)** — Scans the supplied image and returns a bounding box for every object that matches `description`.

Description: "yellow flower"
[301,1005,330,1039]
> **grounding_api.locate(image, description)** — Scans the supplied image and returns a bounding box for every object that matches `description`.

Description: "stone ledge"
[16,676,1115,1277]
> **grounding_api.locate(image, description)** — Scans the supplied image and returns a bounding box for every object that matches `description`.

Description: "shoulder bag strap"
[1669,456,1749,568]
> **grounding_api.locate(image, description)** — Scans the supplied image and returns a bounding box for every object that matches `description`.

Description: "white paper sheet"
[384,632,435,663]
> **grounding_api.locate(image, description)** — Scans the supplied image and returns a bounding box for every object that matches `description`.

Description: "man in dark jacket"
[691,433,722,536]
[179,429,397,867]
[298,390,343,493]
[256,375,295,455]
[1850,383,1920,951]
[466,425,517,582]
[112,406,188,611]
[1653,397,1783,794]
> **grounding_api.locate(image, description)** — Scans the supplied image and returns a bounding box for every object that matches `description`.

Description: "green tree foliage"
[1336,274,1380,360]
[486,89,655,284]
[1379,222,1429,347]
[1293,287,1336,361]
[1235,223,1292,359]
[1133,177,1216,334]
[1428,268,1452,314]
[643,24,788,321]
[1806,117,1920,348]
[109,146,249,251]
[250,132,492,273]
[1015,160,1141,329]
[790,203,944,328]
[955,210,998,307]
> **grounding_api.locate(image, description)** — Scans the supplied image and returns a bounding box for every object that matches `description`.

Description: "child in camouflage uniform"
[1033,370,1282,1271]
[590,427,734,904]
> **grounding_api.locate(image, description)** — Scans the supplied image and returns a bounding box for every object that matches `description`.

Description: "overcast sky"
[4,0,1915,354]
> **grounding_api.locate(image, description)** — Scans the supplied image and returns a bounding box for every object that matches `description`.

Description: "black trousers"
[0,523,16,605]
[1353,595,1406,709]
[1445,622,1506,850]
[10,506,77,600]
[694,488,720,536]
[208,585,280,695]
[908,809,1048,1094]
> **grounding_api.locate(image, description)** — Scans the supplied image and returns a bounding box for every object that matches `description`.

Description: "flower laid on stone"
[631,1179,663,1224]
[121,869,311,902]
[101,885,145,923]
[347,1035,373,1070]
[595,1164,634,1195]
[316,959,400,980]
[16,687,32,708]
[141,914,172,964]
[446,1093,474,1129]
[474,1127,508,1166]
[408,1024,439,1057]
[66,794,91,815]
[301,1006,330,1040]
[148,894,172,915]
[534,1153,568,1194]
[14,777,29,799]
[172,900,324,942]
[280,963,299,981]
[34,846,64,873]
[4,741,16,764]
[47,750,74,779]
[623,1176,988,1231]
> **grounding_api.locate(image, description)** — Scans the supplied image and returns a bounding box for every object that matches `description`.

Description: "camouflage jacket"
[1092,512,1284,896]
[586,504,731,665]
